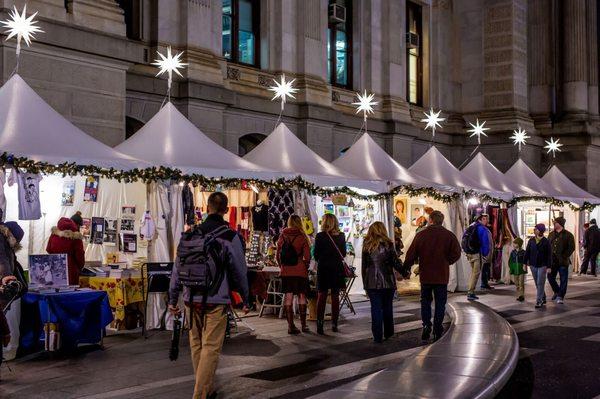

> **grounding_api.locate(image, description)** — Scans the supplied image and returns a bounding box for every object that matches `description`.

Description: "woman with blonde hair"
[277,215,312,334]
[362,221,404,343]
[313,213,346,334]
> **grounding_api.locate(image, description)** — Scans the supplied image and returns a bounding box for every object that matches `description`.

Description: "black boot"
[317,319,325,335]
[421,326,432,341]
[299,304,309,333]
[285,305,300,335]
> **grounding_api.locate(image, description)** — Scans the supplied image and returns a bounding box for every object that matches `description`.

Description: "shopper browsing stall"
[361,222,405,343]
[46,213,86,285]
[276,215,312,334]
[314,213,346,335]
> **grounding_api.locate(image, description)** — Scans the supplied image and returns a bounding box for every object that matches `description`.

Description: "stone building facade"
[1,0,599,194]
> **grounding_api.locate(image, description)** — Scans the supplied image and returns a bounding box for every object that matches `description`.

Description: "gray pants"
[530,266,547,304]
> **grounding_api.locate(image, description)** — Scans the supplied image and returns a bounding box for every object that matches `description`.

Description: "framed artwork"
[81,218,92,240]
[410,204,427,227]
[104,219,118,245]
[91,217,105,245]
[394,197,407,225]
[122,206,136,217]
[120,219,135,233]
[121,233,138,253]
[61,180,75,206]
[29,254,69,286]
[324,203,334,214]
[83,176,100,202]
[525,214,536,225]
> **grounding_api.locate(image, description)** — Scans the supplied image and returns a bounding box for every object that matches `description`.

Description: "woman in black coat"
[314,213,346,335]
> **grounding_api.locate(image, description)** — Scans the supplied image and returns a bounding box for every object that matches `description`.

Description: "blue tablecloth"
[20,290,113,352]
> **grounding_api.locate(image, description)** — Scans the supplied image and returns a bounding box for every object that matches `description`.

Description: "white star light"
[1,5,43,56]
[268,74,298,110]
[467,119,490,145]
[420,108,445,139]
[152,46,187,91]
[510,126,530,152]
[544,137,563,158]
[352,90,378,121]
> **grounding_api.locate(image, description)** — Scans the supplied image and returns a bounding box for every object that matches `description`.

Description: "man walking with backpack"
[169,192,249,399]
[463,214,491,301]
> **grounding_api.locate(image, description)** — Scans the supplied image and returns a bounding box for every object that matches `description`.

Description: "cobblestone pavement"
[2,275,600,398]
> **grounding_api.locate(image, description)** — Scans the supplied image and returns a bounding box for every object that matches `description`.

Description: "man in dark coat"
[404,211,461,342]
[580,219,600,276]
[548,217,576,304]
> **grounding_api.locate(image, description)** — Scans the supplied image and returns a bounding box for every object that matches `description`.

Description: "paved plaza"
[2,276,600,398]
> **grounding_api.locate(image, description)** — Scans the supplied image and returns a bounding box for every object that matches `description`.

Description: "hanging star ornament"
[420,108,445,139]
[467,119,490,145]
[510,126,530,153]
[352,90,378,121]
[268,74,298,111]
[152,46,187,93]
[1,5,43,56]
[544,137,563,158]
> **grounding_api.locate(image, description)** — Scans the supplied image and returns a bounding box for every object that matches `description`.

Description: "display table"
[20,290,113,352]
[79,276,144,323]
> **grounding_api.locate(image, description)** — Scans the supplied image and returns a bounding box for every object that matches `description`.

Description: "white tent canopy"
[332,133,454,192]
[0,74,144,170]
[461,153,524,201]
[409,146,496,195]
[542,166,599,205]
[244,123,384,191]
[504,159,566,200]
[114,102,277,179]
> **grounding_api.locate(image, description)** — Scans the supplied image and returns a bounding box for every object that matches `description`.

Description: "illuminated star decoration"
[420,108,445,140]
[467,119,490,145]
[268,74,298,111]
[352,90,378,122]
[1,5,43,57]
[544,137,563,158]
[510,126,530,153]
[152,46,187,96]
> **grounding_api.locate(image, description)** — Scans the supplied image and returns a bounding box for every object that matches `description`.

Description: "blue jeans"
[548,266,569,299]
[530,266,547,303]
[367,289,395,342]
[420,284,447,336]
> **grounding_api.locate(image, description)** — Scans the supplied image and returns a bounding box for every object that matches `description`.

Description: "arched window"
[238,133,267,156]
[125,116,145,139]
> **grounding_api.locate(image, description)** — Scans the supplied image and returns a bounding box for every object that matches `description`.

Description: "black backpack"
[461,223,481,255]
[280,236,300,266]
[175,225,229,296]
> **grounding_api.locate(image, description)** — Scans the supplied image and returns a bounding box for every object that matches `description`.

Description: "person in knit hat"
[581,218,600,276]
[509,237,527,302]
[548,216,575,304]
[0,221,24,287]
[524,224,551,309]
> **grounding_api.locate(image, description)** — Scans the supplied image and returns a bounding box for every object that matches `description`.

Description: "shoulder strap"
[208,225,230,240]
[326,232,344,261]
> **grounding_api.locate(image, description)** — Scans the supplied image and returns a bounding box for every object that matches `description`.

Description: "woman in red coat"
[46,215,85,285]
[276,215,311,334]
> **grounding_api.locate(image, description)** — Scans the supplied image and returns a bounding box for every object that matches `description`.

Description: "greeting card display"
[29,254,69,286]
[83,176,100,202]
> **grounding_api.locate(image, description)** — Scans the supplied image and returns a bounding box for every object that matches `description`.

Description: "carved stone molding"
[227,66,240,81]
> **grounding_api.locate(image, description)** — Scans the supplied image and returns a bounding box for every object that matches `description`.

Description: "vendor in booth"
[46,212,85,285]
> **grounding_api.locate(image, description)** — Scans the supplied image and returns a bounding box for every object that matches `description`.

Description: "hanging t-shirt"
[0,168,6,222]
[14,172,42,220]
[252,204,269,232]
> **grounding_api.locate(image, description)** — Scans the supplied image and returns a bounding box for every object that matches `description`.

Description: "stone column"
[66,0,126,36]
[562,0,588,116]
[4,0,68,22]
[527,0,553,123]
[587,0,598,117]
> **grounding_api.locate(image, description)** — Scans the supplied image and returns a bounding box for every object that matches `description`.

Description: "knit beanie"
[591,219,597,225]
[535,223,546,234]
[554,216,566,228]
[71,211,83,227]
[4,221,24,243]
[513,237,524,248]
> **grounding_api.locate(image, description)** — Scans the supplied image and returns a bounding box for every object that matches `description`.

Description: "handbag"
[326,233,355,278]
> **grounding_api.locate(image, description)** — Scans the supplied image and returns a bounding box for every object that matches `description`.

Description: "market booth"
[408,146,495,291]
[0,74,148,354]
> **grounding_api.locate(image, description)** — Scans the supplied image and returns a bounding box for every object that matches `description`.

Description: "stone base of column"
[380,96,411,124]
[66,0,125,37]
[185,48,224,87]
[294,75,331,108]
[563,81,589,120]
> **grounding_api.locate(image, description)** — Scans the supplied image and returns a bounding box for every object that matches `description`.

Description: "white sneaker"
[556,298,564,304]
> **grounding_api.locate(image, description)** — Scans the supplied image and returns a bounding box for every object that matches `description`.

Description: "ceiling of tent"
[542,166,599,205]
[408,146,497,195]
[504,159,565,199]
[0,74,145,170]
[332,133,455,192]
[114,102,277,179]
[461,153,524,200]
[244,123,384,191]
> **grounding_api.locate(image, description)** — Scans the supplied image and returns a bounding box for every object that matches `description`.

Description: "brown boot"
[299,304,309,333]
[285,305,300,335]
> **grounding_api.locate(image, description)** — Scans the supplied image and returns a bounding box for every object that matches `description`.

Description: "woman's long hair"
[287,214,310,245]
[363,221,393,253]
[320,213,341,235]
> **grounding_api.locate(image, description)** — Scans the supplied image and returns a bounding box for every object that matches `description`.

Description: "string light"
[268,74,298,111]
[544,137,563,158]
[352,90,378,122]
[420,108,445,140]
[510,127,530,153]
[467,119,490,145]
[152,46,187,100]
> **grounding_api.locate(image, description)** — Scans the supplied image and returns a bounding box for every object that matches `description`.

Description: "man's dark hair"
[207,192,228,215]
[429,210,444,225]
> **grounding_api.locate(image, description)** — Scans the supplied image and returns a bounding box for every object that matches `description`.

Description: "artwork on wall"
[61,180,75,206]
[29,254,69,286]
[83,176,100,202]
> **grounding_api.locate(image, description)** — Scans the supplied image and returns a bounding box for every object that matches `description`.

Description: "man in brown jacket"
[404,211,462,342]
